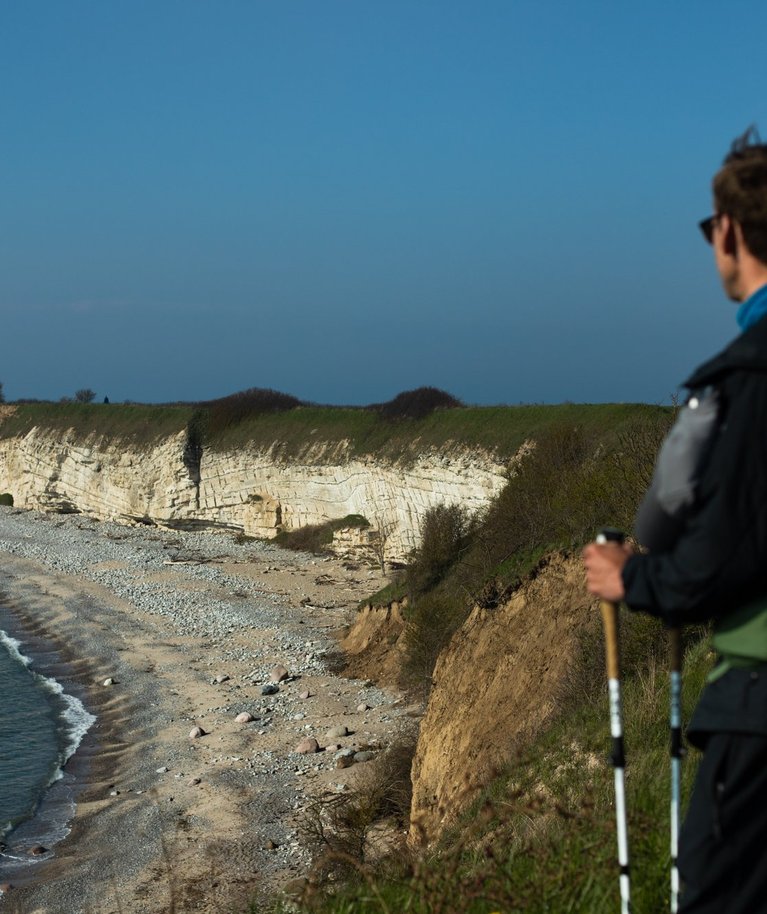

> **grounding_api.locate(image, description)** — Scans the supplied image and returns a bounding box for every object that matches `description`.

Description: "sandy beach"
[0,507,408,914]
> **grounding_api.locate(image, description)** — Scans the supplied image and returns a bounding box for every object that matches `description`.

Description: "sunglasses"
[699,214,721,244]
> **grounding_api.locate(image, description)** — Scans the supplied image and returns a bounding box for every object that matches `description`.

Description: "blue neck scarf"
[737,283,767,331]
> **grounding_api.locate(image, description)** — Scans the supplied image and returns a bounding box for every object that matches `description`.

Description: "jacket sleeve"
[622,371,767,624]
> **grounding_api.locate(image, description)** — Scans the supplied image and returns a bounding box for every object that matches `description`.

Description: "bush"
[74,389,96,403]
[371,387,463,421]
[274,515,370,554]
[204,387,302,437]
[0,493,13,506]
[407,503,471,598]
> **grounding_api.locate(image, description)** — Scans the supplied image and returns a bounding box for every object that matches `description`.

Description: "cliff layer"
[0,427,508,561]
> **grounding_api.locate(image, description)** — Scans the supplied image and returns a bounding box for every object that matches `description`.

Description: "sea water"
[0,605,96,876]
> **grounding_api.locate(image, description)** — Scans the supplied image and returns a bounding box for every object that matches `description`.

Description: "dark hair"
[713,125,767,263]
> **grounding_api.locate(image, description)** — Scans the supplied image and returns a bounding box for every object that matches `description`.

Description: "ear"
[718,213,739,257]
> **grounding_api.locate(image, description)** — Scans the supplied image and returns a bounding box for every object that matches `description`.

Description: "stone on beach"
[28,845,48,856]
[235,712,255,723]
[187,777,201,786]
[102,677,117,687]
[213,674,230,684]
[189,726,206,739]
[325,725,349,739]
[295,737,320,754]
[356,703,369,712]
[0,883,12,895]
[336,756,354,769]
[299,689,310,700]
[261,683,279,696]
[270,664,290,683]
[354,751,375,763]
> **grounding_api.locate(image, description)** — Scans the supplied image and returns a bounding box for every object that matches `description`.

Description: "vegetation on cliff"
[278,403,693,914]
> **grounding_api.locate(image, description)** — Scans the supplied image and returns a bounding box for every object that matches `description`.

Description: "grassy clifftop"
[0,395,671,463]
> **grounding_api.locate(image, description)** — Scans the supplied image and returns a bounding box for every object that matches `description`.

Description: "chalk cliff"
[0,427,509,561]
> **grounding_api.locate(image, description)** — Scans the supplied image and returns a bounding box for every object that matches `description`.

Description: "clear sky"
[2,1,766,406]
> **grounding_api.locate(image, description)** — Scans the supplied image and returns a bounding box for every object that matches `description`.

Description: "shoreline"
[0,508,405,913]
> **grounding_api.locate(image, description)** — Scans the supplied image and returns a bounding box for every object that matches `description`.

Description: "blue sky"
[2,1,766,406]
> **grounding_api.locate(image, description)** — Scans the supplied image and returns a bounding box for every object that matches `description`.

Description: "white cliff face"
[0,429,510,561]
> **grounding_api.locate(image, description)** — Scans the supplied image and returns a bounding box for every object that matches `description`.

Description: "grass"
[0,402,193,444]
[0,400,672,464]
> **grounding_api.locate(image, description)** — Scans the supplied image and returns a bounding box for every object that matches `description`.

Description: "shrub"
[371,387,463,421]
[274,515,371,554]
[204,387,302,436]
[407,503,471,598]
[0,493,13,506]
[74,388,96,403]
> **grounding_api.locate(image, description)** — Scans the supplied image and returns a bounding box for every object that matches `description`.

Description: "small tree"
[74,389,96,404]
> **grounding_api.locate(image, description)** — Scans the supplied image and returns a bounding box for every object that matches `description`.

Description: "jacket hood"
[685,314,767,388]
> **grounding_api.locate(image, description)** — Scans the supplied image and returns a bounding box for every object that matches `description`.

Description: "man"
[584,128,767,913]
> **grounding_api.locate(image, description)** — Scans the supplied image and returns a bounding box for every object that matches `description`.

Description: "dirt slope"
[409,552,599,842]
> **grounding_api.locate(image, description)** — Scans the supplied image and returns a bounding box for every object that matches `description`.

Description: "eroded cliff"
[0,426,509,562]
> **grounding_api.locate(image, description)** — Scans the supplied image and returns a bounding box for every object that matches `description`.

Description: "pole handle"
[596,528,626,681]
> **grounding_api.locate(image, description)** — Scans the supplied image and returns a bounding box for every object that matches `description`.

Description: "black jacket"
[622,314,767,625]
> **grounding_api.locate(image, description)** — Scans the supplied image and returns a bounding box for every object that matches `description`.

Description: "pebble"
[189,726,206,739]
[325,725,349,739]
[261,683,279,696]
[299,690,310,700]
[28,846,48,856]
[235,712,256,723]
[336,756,354,769]
[270,664,290,683]
[0,884,12,895]
[356,703,370,712]
[354,751,375,763]
[103,677,117,687]
[334,748,355,760]
[156,766,169,773]
[187,777,201,786]
[213,674,230,684]
[295,737,320,755]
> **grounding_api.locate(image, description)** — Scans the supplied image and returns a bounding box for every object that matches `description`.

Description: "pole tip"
[596,527,625,545]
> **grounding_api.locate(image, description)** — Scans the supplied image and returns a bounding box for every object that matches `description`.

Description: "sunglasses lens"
[699,216,715,243]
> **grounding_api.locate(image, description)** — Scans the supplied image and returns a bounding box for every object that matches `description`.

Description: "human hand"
[583,540,634,602]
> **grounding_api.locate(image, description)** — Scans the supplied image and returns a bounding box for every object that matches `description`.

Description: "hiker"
[584,127,767,914]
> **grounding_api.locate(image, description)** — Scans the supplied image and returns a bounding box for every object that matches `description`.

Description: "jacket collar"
[685,313,767,388]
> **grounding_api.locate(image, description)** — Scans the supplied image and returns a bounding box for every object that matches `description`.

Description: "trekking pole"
[669,627,683,914]
[596,527,631,914]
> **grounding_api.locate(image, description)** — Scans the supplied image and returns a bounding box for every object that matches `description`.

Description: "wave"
[0,630,97,780]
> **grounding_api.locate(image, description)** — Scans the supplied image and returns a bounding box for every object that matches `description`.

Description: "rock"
[265,839,279,850]
[235,712,255,723]
[334,748,355,760]
[109,790,120,796]
[299,690,310,700]
[189,726,206,739]
[295,737,320,755]
[324,743,341,753]
[0,883,12,895]
[28,845,47,856]
[336,756,355,769]
[354,751,376,763]
[356,703,370,712]
[213,674,230,684]
[326,725,349,740]
[156,766,169,774]
[187,777,201,786]
[103,677,117,687]
[261,683,279,696]
[270,664,290,683]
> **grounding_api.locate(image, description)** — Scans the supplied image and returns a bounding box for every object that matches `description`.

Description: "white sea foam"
[0,629,97,779]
